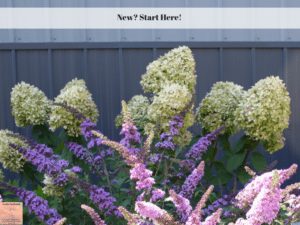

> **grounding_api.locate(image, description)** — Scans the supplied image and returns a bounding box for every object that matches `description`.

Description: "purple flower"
[148,154,162,164]
[202,195,233,218]
[168,190,192,222]
[180,161,205,199]
[151,189,165,202]
[155,116,184,151]
[130,163,155,191]
[71,166,82,173]
[11,186,62,225]
[17,145,68,177]
[80,119,103,149]
[53,173,69,187]
[185,127,223,161]
[89,185,120,217]
[67,142,93,164]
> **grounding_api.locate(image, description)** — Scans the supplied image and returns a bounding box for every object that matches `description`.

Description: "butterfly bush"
[235,76,291,153]
[0,46,298,225]
[49,78,99,137]
[11,82,51,127]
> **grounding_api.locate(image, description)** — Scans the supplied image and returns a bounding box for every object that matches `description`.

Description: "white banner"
[0,8,299,29]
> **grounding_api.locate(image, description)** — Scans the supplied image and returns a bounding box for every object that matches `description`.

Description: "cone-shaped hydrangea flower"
[0,130,27,172]
[81,204,107,225]
[235,76,290,153]
[180,161,205,199]
[11,82,50,127]
[115,95,150,129]
[147,83,192,133]
[49,78,99,137]
[197,81,244,134]
[141,46,196,94]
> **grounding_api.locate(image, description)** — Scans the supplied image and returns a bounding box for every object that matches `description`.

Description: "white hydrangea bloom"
[42,175,64,197]
[147,83,192,131]
[0,130,27,172]
[11,82,50,127]
[49,78,99,137]
[140,46,196,94]
[197,81,245,134]
[235,76,291,153]
[115,95,150,129]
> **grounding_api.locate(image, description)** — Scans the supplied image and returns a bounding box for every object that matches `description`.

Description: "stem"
[102,160,113,194]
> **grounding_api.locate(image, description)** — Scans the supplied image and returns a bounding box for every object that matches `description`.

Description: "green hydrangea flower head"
[0,130,27,172]
[235,76,291,153]
[147,83,193,131]
[11,82,51,127]
[49,78,99,137]
[115,95,150,129]
[42,175,64,197]
[140,46,196,94]
[197,81,245,134]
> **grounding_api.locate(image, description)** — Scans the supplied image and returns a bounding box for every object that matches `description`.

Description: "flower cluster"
[140,46,196,94]
[235,76,291,152]
[197,82,244,134]
[81,204,107,225]
[89,184,120,216]
[147,83,193,139]
[130,163,155,191]
[0,130,27,172]
[9,185,62,225]
[155,115,184,151]
[180,161,205,199]
[49,78,99,137]
[233,164,297,225]
[115,95,150,129]
[186,127,223,161]
[11,82,50,127]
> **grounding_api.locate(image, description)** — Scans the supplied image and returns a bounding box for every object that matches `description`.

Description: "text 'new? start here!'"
[117,14,182,21]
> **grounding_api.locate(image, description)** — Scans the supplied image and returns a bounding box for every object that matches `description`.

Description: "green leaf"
[232,135,248,153]
[219,134,231,152]
[226,151,247,172]
[237,167,251,184]
[251,151,267,172]
[214,161,232,185]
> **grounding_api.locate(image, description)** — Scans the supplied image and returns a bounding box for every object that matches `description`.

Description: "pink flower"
[130,163,155,191]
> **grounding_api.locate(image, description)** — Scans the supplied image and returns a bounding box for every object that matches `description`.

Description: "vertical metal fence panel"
[51,50,85,95]
[0,51,15,130]
[121,49,153,100]
[86,49,120,138]
[222,48,253,88]
[0,44,299,181]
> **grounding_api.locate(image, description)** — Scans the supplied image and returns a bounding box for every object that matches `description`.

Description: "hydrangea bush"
[0,46,298,225]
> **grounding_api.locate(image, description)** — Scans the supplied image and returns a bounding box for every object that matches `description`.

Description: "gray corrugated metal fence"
[0,42,299,181]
